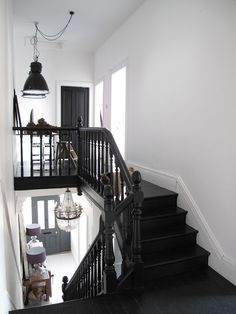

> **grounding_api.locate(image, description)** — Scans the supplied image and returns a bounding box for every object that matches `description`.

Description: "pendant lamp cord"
[31,11,74,61]
[31,26,40,62]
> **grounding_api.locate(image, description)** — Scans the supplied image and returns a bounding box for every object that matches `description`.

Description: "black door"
[31,196,71,255]
[61,86,89,153]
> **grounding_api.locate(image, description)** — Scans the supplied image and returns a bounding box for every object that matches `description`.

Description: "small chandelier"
[54,188,82,232]
[22,11,74,99]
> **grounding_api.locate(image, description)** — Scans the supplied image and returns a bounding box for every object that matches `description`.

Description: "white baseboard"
[127,161,236,286]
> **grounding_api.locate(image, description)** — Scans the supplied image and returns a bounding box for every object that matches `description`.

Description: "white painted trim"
[176,177,224,259]
[6,289,17,311]
[127,161,236,286]
[126,160,178,191]
[0,182,22,283]
[56,80,94,127]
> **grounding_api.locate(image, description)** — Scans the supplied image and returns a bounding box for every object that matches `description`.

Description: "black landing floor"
[10,268,236,314]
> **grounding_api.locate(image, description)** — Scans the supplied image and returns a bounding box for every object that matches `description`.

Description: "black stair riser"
[144,255,209,281]
[142,233,197,254]
[141,213,186,234]
[142,195,178,213]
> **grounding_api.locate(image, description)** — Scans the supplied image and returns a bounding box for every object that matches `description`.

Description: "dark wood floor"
[10,267,236,314]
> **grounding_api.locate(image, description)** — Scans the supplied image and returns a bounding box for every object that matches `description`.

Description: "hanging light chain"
[35,11,74,42]
[31,24,40,62]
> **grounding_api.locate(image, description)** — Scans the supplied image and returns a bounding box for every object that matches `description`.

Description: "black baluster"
[67,131,71,175]
[86,258,89,298]
[90,251,94,297]
[103,185,117,293]
[49,131,52,176]
[30,133,33,177]
[91,132,93,187]
[94,245,98,295]
[88,132,91,185]
[77,118,82,177]
[94,131,97,190]
[114,163,119,204]
[109,150,113,189]
[105,139,109,173]
[97,132,101,193]
[20,129,24,177]
[97,238,102,293]
[40,134,43,176]
[120,173,124,201]
[131,171,144,287]
[101,133,105,196]
[59,130,62,176]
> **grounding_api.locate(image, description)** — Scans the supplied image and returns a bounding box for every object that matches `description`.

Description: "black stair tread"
[141,206,187,220]
[141,224,198,241]
[143,245,210,268]
[141,180,177,199]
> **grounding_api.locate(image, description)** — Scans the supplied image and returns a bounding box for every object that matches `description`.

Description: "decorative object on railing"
[54,188,82,232]
[22,11,74,98]
[26,118,57,133]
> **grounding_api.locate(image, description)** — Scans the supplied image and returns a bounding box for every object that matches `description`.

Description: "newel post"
[62,276,68,301]
[132,171,144,286]
[103,185,117,293]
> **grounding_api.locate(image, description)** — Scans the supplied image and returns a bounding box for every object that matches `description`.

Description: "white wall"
[0,0,24,311]
[13,32,94,126]
[71,194,101,265]
[95,0,236,283]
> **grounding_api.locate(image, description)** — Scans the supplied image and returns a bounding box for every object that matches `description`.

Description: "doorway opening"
[30,195,70,255]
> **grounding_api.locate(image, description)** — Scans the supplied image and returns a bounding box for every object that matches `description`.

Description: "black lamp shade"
[22,61,49,98]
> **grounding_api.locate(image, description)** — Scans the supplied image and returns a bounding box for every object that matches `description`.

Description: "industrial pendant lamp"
[22,11,74,99]
[54,188,82,232]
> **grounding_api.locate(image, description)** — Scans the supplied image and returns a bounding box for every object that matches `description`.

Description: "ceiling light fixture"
[22,11,74,99]
[54,188,82,232]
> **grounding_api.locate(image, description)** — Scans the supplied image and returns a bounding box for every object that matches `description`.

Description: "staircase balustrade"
[13,125,144,300]
[13,126,78,177]
[63,126,144,301]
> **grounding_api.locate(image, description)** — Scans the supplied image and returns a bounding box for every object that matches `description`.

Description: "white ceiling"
[13,0,146,52]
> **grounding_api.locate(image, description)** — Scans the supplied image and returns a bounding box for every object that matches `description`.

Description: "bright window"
[111,66,126,157]
[94,81,104,127]
[37,200,45,229]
